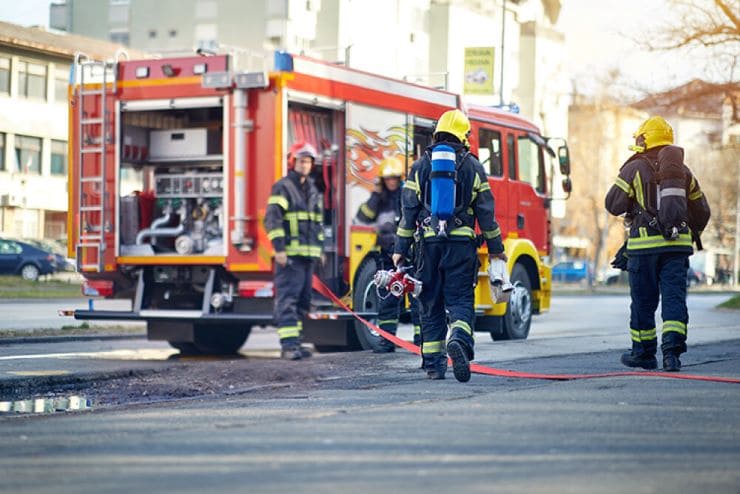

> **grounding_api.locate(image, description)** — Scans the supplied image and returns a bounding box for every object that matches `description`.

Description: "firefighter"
[392,109,506,382]
[354,156,422,351]
[264,141,325,360]
[605,116,711,372]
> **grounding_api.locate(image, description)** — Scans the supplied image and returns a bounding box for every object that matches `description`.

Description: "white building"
[0,21,138,240]
[50,0,568,131]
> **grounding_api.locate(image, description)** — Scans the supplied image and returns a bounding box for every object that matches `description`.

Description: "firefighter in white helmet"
[264,141,324,360]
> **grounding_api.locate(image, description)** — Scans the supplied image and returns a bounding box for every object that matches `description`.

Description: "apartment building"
[0,21,139,239]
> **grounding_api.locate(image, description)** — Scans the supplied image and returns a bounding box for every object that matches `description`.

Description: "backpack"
[653,145,688,240]
[423,144,466,237]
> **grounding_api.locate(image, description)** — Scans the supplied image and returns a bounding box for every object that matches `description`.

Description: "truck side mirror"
[561,177,572,196]
[558,145,571,176]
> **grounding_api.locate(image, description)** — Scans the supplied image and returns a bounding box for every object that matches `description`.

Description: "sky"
[0,0,720,98]
[560,0,722,98]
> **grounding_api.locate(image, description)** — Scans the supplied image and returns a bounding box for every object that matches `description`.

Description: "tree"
[639,0,739,115]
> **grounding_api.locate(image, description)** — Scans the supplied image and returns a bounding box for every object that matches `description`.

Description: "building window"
[51,140,67,175]
[478,128,503,176]
[109,30,130,46]
[169,29,178,38]
[0,57,9,94]
[195,23,218,50]
[54,67,69,103]
[0,133,5,171]
[17,60,47,100]
[517,135,545,193]
[15,135,42,175]
[148,29,157,38]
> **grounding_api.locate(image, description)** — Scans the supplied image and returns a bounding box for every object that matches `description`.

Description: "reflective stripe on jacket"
[605,146,711,255]
[264,170,324,259]
[394,141,503,256]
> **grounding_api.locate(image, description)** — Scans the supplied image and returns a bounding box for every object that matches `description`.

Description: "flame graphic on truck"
[346,125,409,191]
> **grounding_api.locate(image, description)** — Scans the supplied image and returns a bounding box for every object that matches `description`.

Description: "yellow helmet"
[378,156,404,179]
[632,116,674,151]
[434,109,470,144]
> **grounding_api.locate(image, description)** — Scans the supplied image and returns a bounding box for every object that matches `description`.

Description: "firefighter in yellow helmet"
[606,116,710,372]
[355,155,422,350]
[393,109,505,382]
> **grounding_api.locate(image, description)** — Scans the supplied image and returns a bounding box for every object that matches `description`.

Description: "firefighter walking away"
[605,116,710,372]
[264,142,325,360]
[393,109,506,382]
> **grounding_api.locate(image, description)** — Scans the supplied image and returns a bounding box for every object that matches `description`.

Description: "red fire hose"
[312,276,740,384]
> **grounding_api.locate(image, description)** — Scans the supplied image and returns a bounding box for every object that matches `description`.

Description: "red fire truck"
[67,50,571,354]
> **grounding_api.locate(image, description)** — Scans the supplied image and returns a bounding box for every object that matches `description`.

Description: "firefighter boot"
[447,340,471,383]
[424,355,447,380]
[620,351,658,370]
[280,338,304,360]
[663,354,681,372]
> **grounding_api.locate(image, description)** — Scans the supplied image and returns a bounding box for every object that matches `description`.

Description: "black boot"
[447,340,471,382]
[620,351,657,370]
[280,338,304,360]
[663,354,681,372]
[281,345,303,360]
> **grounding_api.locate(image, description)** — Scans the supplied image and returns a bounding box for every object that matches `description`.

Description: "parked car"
[0,238,57,281]
[22,238,75,272]
[552,260,591,283]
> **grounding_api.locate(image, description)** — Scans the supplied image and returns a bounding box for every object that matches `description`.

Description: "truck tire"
[500,264,532,340]
[169,324,251,355]
[352,257,388,352]
[193,324,251,354]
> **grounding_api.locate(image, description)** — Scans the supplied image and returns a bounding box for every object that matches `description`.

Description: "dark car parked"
[0,238,57,281]
[22,238,75,272]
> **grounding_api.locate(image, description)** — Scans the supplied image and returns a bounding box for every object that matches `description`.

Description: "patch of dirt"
[5,351,404,411]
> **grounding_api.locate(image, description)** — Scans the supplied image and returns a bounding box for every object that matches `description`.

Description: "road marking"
[7,370,70,376]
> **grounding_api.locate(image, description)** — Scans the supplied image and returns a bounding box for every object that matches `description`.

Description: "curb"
[0,333,146,346]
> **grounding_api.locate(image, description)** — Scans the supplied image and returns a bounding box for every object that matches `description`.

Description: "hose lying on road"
[312,276,740,384]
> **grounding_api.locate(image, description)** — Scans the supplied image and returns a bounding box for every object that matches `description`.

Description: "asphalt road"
[0,293,738,493]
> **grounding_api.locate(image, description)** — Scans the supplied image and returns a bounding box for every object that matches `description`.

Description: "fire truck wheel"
[193,324,251,354]
[352,257,386,352]
[501,264,532,340]
[168,324,251,355]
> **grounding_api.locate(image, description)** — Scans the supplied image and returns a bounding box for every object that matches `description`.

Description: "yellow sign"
[463,47,495,95]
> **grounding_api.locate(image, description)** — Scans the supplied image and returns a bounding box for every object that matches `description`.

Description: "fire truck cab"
[68,50,570,354]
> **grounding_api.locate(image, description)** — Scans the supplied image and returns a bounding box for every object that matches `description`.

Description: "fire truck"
[67,50,571,354]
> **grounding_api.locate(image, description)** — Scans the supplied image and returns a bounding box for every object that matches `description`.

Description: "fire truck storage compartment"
[118,101,225,257]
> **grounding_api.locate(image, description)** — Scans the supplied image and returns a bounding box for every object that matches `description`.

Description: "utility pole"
[499,0,506,106]
[734,156,740,287]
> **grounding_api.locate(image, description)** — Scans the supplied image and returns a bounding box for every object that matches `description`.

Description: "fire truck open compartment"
[117,99,226,258]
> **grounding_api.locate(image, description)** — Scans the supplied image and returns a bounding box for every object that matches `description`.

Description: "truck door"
[506,131,548,252]
[288,103,345,294]
[476,127,508,234]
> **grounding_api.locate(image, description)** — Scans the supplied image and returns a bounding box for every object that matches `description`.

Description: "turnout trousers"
[415,239,478,372]
[274,256,314,346]
[627,252,689,358]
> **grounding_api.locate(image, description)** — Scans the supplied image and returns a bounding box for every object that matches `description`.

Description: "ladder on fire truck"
[73,52,120,272]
